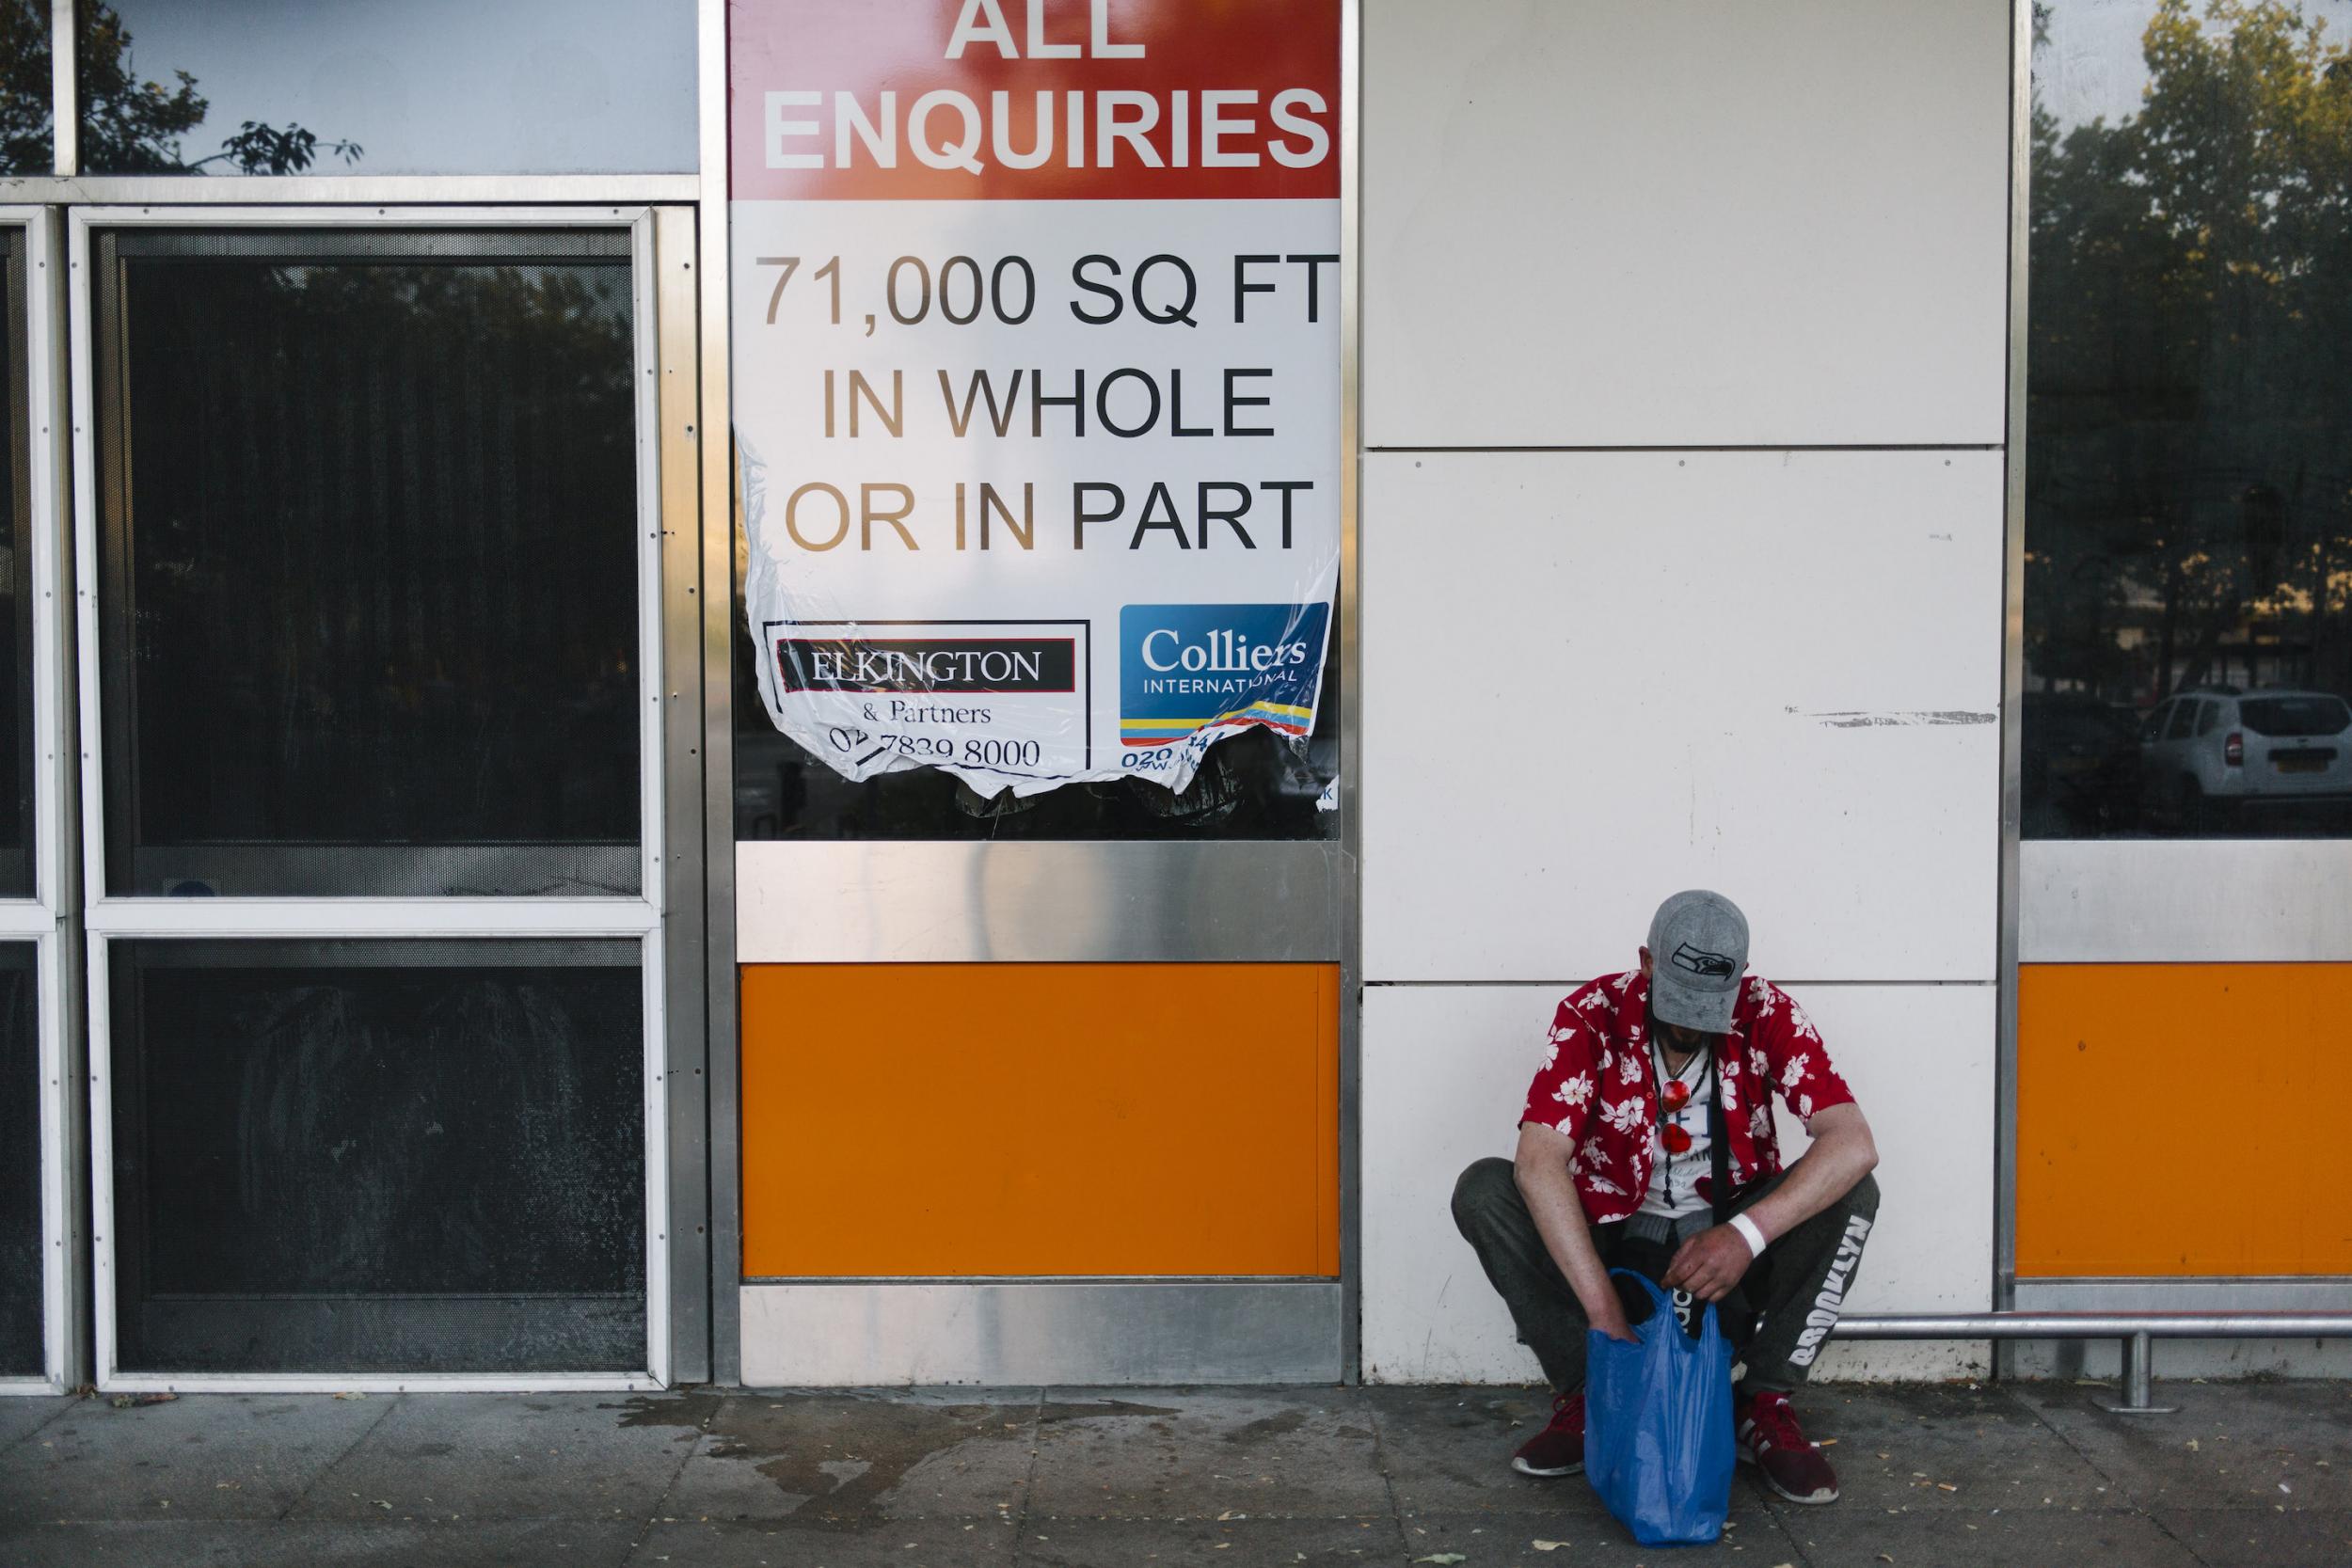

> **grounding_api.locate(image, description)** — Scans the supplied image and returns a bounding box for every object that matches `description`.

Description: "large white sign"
[731,0,1342,798]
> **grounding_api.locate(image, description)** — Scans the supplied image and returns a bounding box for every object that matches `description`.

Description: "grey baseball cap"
[1645,890,1749,1035]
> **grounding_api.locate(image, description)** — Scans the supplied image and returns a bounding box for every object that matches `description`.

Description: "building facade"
[0,0,2343,1394]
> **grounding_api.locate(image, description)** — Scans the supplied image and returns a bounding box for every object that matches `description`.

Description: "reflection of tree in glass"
[0,1,55,173]
[0,1,360,175]
[2028,1,2352,705]
[124,259,638,859]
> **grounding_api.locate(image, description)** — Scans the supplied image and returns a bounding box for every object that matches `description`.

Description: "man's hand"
[1662,1225,1755,1303]
[1588,1297,1640,1344]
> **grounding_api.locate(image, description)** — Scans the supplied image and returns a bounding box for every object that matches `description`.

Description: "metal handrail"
[1832,1310,2352,1413]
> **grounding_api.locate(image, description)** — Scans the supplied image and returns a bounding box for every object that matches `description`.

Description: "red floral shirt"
[1518,969,1857,1225]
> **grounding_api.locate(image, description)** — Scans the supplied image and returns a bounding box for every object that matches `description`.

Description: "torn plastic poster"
[730,0,1342,799]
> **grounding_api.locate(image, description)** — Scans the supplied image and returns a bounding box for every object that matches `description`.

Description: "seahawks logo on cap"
[1670,942,1737,978]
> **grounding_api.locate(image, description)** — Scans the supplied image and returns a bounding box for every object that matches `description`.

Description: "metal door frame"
[0,207,79,1395]
[68,204,701,1393]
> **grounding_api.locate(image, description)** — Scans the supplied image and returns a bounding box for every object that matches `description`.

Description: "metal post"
[2103,1330,2177,1415]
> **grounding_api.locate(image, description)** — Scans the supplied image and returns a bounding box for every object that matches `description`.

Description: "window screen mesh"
[107,939,646,1375]
[0,229,34,898]
[94,230,643,896]
[0,943,40,1376]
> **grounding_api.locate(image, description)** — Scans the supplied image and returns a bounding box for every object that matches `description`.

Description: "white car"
[2138,687,2352,827]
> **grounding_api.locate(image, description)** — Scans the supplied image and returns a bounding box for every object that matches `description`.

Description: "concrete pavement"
[1,1379,2346,1565]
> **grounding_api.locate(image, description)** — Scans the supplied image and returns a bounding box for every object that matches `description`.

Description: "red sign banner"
[730,0,1342,201]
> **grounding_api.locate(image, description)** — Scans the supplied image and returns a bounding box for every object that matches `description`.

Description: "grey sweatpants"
[1450,1157,1879,1396]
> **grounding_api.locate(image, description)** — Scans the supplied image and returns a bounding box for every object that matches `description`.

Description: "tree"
[2028,1,2352,704]
[0,1,358,176]
[0,0,56,175]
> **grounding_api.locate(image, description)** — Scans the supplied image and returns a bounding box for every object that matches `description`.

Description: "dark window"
[107,939,645,1375]
[0,944,40,1376]
[0,228,32,898]
[2239,695,2352,738]
[2023,1,2352,838]
[76,0,693,176]
[92,229,643,895]
[2193,700,2221,738]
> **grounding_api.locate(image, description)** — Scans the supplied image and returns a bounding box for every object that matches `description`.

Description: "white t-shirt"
[1638,1046,1713,1221]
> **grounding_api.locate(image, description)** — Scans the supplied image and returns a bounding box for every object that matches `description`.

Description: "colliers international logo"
[1119,603,1330,748]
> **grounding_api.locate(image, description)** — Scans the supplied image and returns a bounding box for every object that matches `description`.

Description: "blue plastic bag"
[1582,1268,1735,1546]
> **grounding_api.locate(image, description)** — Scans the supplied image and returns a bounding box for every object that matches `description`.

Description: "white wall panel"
[1363,0,2011,448]
[1361,450,2004,984]
[1360,981,1994,1385]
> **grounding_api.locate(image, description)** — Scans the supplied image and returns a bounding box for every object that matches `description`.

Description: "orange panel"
[739,963,1341,1278]
[2018,962,2352,1276]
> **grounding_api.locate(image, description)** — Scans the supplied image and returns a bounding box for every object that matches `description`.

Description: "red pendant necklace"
[1656,1045,1701,1155]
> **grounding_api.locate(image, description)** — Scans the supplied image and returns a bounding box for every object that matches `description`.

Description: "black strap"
[1708,1046,1733,1227]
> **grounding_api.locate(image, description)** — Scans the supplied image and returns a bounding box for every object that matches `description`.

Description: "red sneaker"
[1510,1390,1585,1477]
[1737,1388,1840,1503]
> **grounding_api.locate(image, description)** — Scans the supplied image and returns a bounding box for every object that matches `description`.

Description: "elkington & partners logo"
[1119,603,1330,748]
[775,629,1078,694]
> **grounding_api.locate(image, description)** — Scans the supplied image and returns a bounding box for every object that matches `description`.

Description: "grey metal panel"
[2019,840,2352,963]
[0,176,698,205]
[654,205,710,1386]
[737,840,1344,964]
[2013,1278,2352,1314]
[696,0,742,1388]
[41,205,87,1388]
[738,1281,1343,1386]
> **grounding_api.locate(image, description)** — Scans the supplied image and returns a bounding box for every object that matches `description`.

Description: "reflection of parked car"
[2021,692,2141,832]
[2137,686,2352,829]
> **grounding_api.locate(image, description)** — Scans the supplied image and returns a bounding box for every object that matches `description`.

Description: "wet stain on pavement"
[606,1392,724,1434]
[1225,1409,1308,1443]
[1038,1400,1181,1425]
[685,1397,1029,1528]
[675,1396,1195,1531]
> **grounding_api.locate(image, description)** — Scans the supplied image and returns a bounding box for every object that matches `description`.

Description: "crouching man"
[1451,890,1880,1505]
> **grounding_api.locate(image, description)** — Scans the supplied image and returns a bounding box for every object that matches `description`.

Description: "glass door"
[73,210,686,1389]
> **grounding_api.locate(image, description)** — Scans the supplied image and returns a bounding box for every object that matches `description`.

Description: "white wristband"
[1728,1212,1769,1259]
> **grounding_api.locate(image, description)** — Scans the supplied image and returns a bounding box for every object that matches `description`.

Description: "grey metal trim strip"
[1365,978,1996,990]
[654,205,710,1386]
[2019,839,2352,963]
[736,839,1345,964]
[47,204,87,1389]
[31,205,86,1388]
[0,176,698,205]
[1336,0,1364,1389]
[1994,0,2034,1326]
[744,1274,1330,1286]
[695,0,742,1388]
[738,1280,1343,1386]
[2014,1277,2352,1313]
